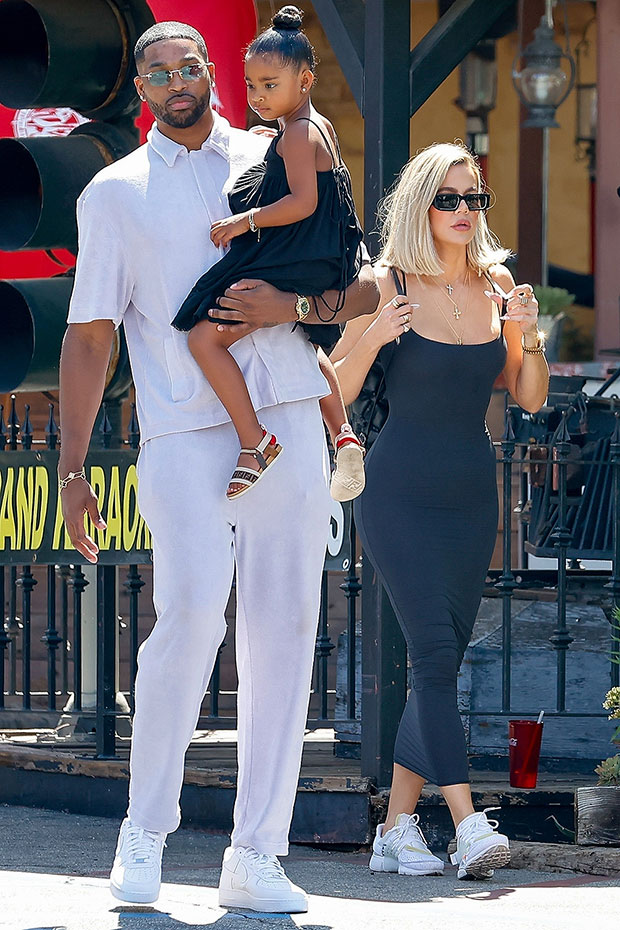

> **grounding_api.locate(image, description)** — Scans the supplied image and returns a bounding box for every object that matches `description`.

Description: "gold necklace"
[423,278,472,345]
[435,271,470,319]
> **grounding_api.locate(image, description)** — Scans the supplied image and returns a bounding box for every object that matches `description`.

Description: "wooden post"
[517,0,546,285]
[594,0,620,354]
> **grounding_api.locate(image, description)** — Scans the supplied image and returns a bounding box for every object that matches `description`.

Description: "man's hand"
[208,279,295,334]
[210,213,251,248]
[60,477,106,564]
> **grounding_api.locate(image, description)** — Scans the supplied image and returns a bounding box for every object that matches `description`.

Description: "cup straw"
[519,711,545,782]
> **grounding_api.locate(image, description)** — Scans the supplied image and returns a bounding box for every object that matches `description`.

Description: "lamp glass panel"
[518,65,568,105]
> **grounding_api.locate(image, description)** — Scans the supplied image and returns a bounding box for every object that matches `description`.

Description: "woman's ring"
[403,323,410,332]
[519,292,529,306]
[391,296,403,308]
[402,313,410,323]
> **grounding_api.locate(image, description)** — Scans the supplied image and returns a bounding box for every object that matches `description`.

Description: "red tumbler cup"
[508,719,544,788]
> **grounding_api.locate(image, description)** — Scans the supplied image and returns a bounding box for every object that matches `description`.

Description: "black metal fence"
[1,389,619,772]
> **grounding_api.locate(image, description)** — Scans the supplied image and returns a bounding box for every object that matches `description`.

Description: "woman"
[331,142,548,880]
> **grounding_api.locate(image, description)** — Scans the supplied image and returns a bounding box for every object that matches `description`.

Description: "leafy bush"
[595,755,620,786]
[533,285,575,317]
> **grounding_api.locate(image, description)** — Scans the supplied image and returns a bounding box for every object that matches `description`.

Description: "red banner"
[0,0,257,280]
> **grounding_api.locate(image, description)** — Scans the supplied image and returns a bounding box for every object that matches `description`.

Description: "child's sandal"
[330,424,365,502]
[226,426,283,500]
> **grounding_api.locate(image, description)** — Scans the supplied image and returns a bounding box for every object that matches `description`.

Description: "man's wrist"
[58,456,86,476]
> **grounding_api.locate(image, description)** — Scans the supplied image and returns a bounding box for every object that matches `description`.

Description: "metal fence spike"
[46,403,59,450]
[128,402,140,449]
[0,405,6,451]
[8,395,20,450]
[99,402,112,449]
[21,404,33,450]
[502,407,515,442]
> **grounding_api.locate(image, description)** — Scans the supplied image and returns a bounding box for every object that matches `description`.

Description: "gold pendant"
[453,306,461,320]
[457,336,463,345]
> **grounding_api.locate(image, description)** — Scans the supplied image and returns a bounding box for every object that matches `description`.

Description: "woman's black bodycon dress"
[354,324,506,786]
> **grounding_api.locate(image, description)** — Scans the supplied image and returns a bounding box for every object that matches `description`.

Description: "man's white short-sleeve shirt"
[68,114,329,444]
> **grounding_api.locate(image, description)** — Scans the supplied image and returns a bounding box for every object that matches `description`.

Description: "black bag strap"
[483,268,507,330]
[390,266,406,296]
[358,267,403,444]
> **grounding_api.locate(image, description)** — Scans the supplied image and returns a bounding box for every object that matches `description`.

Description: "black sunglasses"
[432,192,490,211]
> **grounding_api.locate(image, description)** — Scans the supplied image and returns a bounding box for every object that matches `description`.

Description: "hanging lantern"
[512,2,576,129]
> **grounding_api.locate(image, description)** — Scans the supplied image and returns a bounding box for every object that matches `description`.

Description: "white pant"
[127,398,332,855]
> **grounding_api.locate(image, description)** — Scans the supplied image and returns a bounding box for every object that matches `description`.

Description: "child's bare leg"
[316,347,349,442]
[188,320,266,494]
[315,347,365,502]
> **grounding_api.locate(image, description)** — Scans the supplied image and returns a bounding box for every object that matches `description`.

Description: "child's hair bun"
[272,6,303,31]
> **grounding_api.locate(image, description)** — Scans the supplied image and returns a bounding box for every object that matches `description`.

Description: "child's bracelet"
[248,209,260,239]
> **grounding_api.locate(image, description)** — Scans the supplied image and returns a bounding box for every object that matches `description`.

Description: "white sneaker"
[450,808,510,880]
[369,813,445,876]
[109,818,167,903]
[218,846,308,913]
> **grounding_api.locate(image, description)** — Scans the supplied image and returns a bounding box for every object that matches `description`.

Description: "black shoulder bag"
[349,267,404,449]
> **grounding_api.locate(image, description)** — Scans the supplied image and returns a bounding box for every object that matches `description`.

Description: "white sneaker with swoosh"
[369,813,445,876]
[218,846,308,913]
[110,818,167,903]
[450,808,511,879]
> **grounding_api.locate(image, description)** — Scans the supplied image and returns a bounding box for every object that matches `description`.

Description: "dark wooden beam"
[517,0,546,285]
[311,0,364,110]
[410,0,515,116]
[362,0,411,250]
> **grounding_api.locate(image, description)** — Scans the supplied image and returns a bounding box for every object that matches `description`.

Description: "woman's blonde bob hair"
[378,141,510,277]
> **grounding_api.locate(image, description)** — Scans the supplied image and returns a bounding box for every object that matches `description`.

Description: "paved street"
[1,805,618,930]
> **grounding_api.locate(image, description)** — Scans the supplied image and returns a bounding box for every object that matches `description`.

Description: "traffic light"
[0,0,154,391]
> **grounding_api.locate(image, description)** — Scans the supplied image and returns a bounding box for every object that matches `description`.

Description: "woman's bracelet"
[521,331,546,355]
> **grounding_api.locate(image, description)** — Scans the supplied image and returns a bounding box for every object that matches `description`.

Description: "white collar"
[147,111,232,167]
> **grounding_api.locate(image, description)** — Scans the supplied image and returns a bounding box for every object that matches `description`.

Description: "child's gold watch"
[295,294,311,322]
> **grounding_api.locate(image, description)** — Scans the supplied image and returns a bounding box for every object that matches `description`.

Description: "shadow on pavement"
[111,909,332,930]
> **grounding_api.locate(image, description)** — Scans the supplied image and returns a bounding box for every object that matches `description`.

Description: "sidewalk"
[2,805,619,930]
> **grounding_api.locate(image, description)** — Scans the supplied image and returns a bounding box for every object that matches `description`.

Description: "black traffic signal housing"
[0,0,155,392]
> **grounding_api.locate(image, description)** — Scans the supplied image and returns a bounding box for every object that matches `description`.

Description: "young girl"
[172,6,365,501]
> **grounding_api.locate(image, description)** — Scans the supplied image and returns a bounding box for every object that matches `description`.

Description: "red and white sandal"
[226,426,283,500]
[331,424,365,502]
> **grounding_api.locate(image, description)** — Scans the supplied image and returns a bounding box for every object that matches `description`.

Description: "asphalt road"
[1,805,618,930]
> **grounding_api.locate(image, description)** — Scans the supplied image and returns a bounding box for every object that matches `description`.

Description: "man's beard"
[149,89,210,129]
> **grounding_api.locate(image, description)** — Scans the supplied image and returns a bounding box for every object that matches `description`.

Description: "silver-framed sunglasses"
[139,63,208,87]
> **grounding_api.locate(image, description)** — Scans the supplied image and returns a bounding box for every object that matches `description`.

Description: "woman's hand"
[248,125,278,138]
[486,283,539,335]
[364,294,419,349]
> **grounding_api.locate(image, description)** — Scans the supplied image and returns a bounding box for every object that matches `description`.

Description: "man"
[59,21,378,914]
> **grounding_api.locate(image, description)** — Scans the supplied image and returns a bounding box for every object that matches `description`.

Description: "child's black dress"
[171,118,363,351]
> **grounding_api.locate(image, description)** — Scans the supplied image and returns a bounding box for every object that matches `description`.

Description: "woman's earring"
[301,87,307,92]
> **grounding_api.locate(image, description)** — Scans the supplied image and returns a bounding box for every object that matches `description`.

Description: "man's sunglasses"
[139,63,207,87]
[431,192,490,211]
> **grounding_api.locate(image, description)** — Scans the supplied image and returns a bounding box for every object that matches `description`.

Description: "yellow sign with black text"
[0,450,152,565]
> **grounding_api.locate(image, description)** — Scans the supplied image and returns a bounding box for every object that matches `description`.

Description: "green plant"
[533,285,576,317]
[595,614,620,785]
[595,754,620,786]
